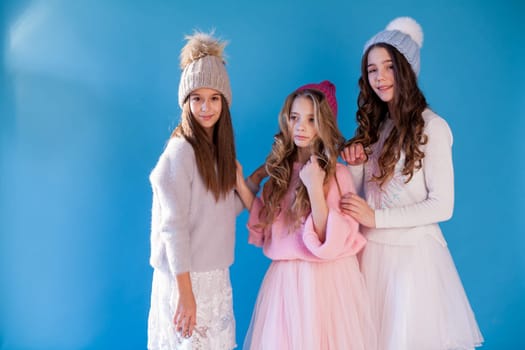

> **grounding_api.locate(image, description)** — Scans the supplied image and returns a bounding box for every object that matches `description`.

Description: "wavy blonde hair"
[259,89,344,230]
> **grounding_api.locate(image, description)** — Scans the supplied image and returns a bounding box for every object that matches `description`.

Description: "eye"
[367,68,377,74]
[190,96,200,102]
[211,95,221,101]
[387,64,394,70]
[289,115,297,121]
[309,117,315,123]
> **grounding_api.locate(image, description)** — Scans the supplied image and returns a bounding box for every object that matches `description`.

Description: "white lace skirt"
[148,267,236,350]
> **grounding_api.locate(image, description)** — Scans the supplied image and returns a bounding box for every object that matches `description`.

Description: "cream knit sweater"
[149,136,244,276]
[348,108,454,246]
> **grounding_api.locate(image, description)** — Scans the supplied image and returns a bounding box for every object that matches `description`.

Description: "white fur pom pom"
[386,17,424,48]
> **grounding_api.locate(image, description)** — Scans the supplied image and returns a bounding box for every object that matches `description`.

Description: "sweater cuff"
[245,177,260,194]
[302,209,366,259]
[247,198,265,247]
[374,209,386,228]
[161,231,191,276]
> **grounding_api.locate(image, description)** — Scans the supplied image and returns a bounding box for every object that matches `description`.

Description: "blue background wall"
[1,0,524,349]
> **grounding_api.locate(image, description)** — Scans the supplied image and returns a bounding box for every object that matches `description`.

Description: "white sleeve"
[347,164,365,197]
[375,117,454,228]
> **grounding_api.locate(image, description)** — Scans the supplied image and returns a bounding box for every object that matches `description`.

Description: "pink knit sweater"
[247,163,366,262]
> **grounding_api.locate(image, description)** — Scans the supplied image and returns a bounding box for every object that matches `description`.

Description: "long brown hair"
[171,94,236,200]
[348,43,428,186]
[259,90,344,230]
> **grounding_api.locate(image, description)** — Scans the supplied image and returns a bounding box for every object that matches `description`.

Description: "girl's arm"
[374,116,454,228]
[173,272,196,338]
[340,143,375,227]
[302,164,366,259]
[340,116,454,228]
[153,141,193,275]
[153,141,197,336]
[246,163,267,194]
[235,160,255,210]
[300,155,329,242]
[341,142,366,196]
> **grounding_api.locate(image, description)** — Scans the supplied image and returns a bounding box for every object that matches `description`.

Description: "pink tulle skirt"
[243,255,377,350]
[360,237,484,350]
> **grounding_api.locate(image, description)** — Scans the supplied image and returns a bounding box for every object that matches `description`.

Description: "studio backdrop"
[1,0,524,349]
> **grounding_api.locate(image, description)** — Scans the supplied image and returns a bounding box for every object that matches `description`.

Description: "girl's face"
[189,88,222,137]
[289,96,318,151]
[367,46,395,103]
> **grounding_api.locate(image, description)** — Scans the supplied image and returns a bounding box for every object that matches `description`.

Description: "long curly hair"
[258,89,344,230]
[347,43,428,186]
[171,94,237,200]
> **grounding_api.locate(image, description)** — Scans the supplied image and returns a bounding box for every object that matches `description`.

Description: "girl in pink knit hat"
[236,81,377,350]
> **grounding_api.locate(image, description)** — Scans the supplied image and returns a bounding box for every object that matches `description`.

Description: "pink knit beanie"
[296,80,338,120]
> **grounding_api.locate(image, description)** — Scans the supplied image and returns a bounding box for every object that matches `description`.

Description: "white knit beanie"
[364,17,424,76]
[178,31,232,108]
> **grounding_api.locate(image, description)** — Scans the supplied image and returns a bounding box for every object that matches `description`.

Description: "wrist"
[306,183,324,199]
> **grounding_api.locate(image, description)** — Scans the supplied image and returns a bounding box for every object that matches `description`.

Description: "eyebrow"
[190,92,221,97]
[368,59,393,67]
[290,112,314,117]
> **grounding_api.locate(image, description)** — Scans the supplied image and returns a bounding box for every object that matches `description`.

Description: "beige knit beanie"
[178,31,232,108]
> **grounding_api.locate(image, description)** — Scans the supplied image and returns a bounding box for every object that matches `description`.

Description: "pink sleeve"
[302,209,365,259]
[247,197,265,247]
[302,164,366,259]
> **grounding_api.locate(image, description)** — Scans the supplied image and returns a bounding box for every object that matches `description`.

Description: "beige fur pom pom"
[180,31,227,69]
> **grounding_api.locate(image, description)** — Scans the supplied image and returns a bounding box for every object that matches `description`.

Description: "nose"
[295,119,306,131]
[200,99,208,111]
[376,68,385,82]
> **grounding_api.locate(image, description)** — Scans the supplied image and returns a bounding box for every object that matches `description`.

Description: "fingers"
[341,143,367,165]
[340,192,352,205]
[174,312,196,338]
[341,147,351,163]
[341,145,358,164]
[340,193,365,214]
[349,145,357,162]
[339,193,375,227]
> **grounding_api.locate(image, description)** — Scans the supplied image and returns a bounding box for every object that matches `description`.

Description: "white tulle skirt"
[148,268,236,350]
[360,237,483,350]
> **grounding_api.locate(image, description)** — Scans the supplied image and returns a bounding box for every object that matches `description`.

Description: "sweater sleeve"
[233,176,259,214]
[375,117,454,228]
[154,141,194,276]
[245,176,261,194]
[234,192,244,215]
[347,164,365,197]
[302,166,366,259]
[246,197,265,247]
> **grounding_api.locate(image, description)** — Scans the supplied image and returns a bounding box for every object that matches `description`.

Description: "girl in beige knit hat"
[147,31,244,350]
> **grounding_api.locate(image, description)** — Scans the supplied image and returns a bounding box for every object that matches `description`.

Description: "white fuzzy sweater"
[149,136,244,276]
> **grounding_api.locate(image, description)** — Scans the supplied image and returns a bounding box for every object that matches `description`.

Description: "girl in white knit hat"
[340,17,483,349]
[147,31,246,350]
